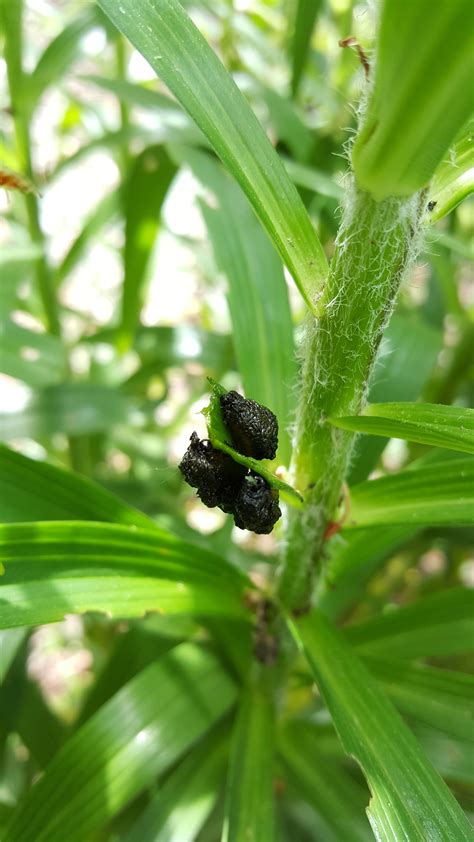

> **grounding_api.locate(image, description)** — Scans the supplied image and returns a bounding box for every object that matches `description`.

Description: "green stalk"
[115,35,131,176]
[277,181,425,612]
[3,1,60,336]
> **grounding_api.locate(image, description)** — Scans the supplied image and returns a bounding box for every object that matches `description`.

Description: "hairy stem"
[277,180,425,612]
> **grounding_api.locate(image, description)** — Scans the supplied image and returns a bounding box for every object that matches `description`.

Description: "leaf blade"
[330,402,474,455]
[291,610,473,842]
[97,0,328,311]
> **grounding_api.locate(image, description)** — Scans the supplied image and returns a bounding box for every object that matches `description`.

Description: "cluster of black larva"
[179,391,281,534]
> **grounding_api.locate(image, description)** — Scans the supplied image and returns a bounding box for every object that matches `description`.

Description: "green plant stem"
[5,43,60,336]
[277,180,425,612]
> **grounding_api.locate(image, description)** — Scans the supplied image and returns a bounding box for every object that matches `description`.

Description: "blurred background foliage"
[0,0,473,837]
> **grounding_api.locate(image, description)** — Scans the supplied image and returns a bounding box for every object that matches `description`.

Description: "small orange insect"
[0,168,37,194]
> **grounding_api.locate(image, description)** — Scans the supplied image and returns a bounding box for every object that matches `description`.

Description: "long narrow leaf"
[290,0,323,97]
[346,587,474,659]
[352,0,474,198]
[365,656,474,742]
[184,148,296,464]
[291,610,472,841]
[331,403,474,455]
[98,0,328,311]
[349,458,474,527]
[279,720,370,841]
[123,725,228,842]
[428,117,474,223]
[0,443,155,527]
[3,643,236,842]
[222,687,275,842]
[0,521,251,629]
[120,145,177,346]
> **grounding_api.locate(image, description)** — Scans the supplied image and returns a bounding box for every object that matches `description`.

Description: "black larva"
[220,391,278,460]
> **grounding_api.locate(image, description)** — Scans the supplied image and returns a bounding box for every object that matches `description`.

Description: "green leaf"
[3,643,236,842]
[0,628,26,683]
[203,380,303,506]
[0,442,155,527]
[365,656,474,742]
[290,0,323,97]
[314,526,416,620]
[349,314,442,484]
[182,147,296,464]
[0,383,130,440]
[279,720,371,842]
[98,0,328,312]
[352,0,474,198]
[0,320,67,387]
[53,187,120,287]
[428,117,474,222]
[331,402,474,455]
[25,7,99,111]
[346,586,474,659]
[123,725,227,842]
[120,145,177,347]
[222,687,275,842]
[0,521,250,629]
[282,157,344,201]
[291,609,473,842]
[348,458,474,527]
[413,723,474,785]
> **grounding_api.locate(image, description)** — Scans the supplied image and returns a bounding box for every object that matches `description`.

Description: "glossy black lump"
[220,391,278,460]
[179,432,246,513]
[233,472,281,534]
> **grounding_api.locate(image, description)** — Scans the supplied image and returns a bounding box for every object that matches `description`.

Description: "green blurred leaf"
[413,723,474,785]
[352,0,474,198]
[3,643,236,842]
[222,687,275,842]
[331,402,474,455]
[366,656,474,742]
[25,7,99,111]
[98,0,328,312]
[349,314,442,484]
[120,145,177,346]
[0,442,155,527]
[279,720,371,842]
[314,526,416,620]
[0,629,26,683]
[183,148,296,464]
[291,609,473,842]
[282,157,344,201]
[0,320,67,387]
[290,0,323,97]
[123,725,227,842]
[428,118,474,222]
[0,521,250,629]
[53,187,120,287]
[349,458,474,527]
[346,587,474,659]
[263,88,313,161]
[0,384,131,440]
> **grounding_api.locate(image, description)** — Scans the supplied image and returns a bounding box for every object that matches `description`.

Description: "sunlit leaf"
[98,0,328,311]
[123,725,228,842]
[3,644,236,842]
[0,521,251,629]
